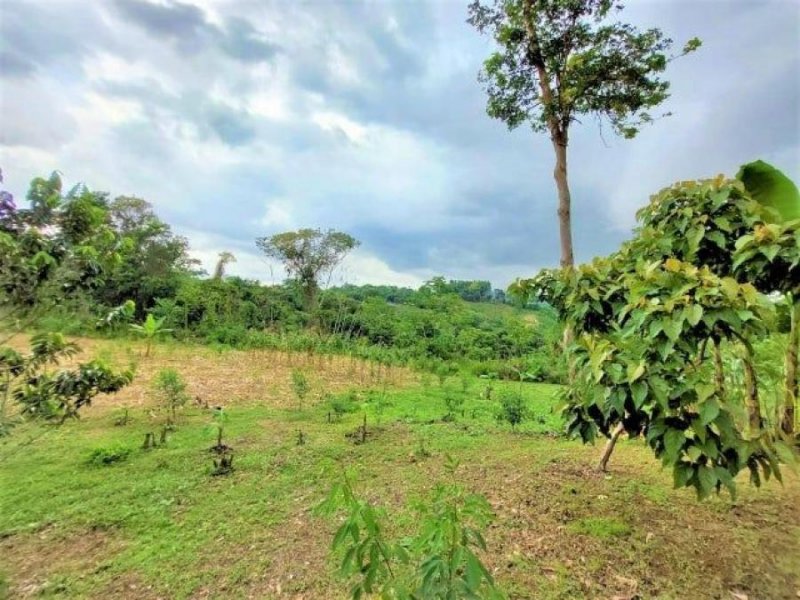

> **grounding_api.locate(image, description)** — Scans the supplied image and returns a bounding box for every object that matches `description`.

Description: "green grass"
[567,517,632,539]
[1,350,798,600]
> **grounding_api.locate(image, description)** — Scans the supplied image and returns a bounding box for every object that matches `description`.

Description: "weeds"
[86,444,131,466]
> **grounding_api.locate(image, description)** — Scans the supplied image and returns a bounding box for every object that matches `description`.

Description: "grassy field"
[1,338,798,599]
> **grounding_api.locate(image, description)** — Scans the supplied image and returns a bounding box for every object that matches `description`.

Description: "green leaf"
[630,381,648,408]
[627,361,646,383]
[714,466,737,499]
[696,465,718,499]
[465,552,483,590]
[685,304,703,327]
[664,428,685,462]
[696,383,716,403]
[673,462,692,488]
[662,318,682,342]
[737,160,800,223]
[698,398,720,426]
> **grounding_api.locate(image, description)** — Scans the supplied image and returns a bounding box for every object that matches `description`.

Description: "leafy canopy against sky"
[0,0,797,288]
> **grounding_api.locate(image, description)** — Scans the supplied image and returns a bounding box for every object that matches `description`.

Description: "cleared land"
[1,338,798,599]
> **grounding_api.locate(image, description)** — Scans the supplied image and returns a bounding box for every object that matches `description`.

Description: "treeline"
[334,279,508,305]
[0,170,564,382]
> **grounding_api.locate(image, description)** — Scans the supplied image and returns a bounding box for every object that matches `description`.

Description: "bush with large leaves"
[1,333,133,431]
[515,166,799,499]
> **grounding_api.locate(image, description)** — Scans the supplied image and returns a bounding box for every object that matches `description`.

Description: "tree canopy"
[256,228,360,313]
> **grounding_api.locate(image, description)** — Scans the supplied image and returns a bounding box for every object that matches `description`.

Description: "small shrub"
[497,391,528,430]
[443,388,465,421]
[317,455,500,599]
[367,388,391,424]
[86,444,131,466]
[207,407,230,453]
[327,394,357,421]
[291,369,310,409]
[152,368,189,426]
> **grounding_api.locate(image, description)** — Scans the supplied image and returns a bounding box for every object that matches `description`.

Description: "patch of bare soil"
[463,451,800,600]
[0,526,124,598]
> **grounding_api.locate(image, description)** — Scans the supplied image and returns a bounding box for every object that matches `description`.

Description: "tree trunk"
[520,0,574,269]
[780,299,799,436]
[713,338,725,396]
[598,422,625,472]
[741,343,762,433]
[552,139,574,268]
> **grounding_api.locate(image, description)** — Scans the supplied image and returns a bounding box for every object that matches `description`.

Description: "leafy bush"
[291,369,310,409]
[497,391,528,430]
[327,394,358,421]
[152,368,189,425]
[86,444,132,466]
[2,333,133,427]
[443,388,465,421]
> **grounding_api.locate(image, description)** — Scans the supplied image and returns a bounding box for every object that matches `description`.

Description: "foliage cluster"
[513,163,799,498]
[318,457,502,600]
[0,333,133,432]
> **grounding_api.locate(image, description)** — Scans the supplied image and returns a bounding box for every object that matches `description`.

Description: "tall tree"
[98,196,197,312]
[213,251,236,280]
[0,171,119,313]
[468,0,700,268]
[255,229,359,316]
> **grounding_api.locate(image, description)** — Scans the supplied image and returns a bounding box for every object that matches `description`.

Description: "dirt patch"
[0,526,124,598]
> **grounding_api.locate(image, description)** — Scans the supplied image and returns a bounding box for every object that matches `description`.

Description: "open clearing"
[1,338,798,600]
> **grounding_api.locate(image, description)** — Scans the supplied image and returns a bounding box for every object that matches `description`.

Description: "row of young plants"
[512,161,799,498]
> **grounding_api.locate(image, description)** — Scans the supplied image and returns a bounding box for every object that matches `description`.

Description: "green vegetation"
[567,517,631,540]
[514,162,799,497]
[0,3,797,597]
[318,456,500,599]
[152,368,189,427]
[0,346,796,598]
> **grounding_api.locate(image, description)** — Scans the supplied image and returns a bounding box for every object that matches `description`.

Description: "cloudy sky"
[1,0,798,289]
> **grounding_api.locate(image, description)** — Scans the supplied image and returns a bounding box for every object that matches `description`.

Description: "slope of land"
[1,339,798,599]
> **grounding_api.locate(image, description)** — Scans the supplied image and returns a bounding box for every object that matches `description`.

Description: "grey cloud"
[0,1,103,78]
[0,51,36,78]
[220,17,279,63]
[97,80,259,148]
[111,0,212,44]
[111,0,279,63]
[205,106,256,146]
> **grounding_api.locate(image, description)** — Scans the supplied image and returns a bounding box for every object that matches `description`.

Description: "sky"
[1,0,798,289]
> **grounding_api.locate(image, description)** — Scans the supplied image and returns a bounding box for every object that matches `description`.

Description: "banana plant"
[130,313,172,357]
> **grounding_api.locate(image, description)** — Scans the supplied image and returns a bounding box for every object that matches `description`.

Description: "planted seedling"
[291,369,310,410]
[207,407,230,454]
[152,368,189,428]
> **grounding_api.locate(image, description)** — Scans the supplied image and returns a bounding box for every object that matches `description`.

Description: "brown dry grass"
[3,334,415,414]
